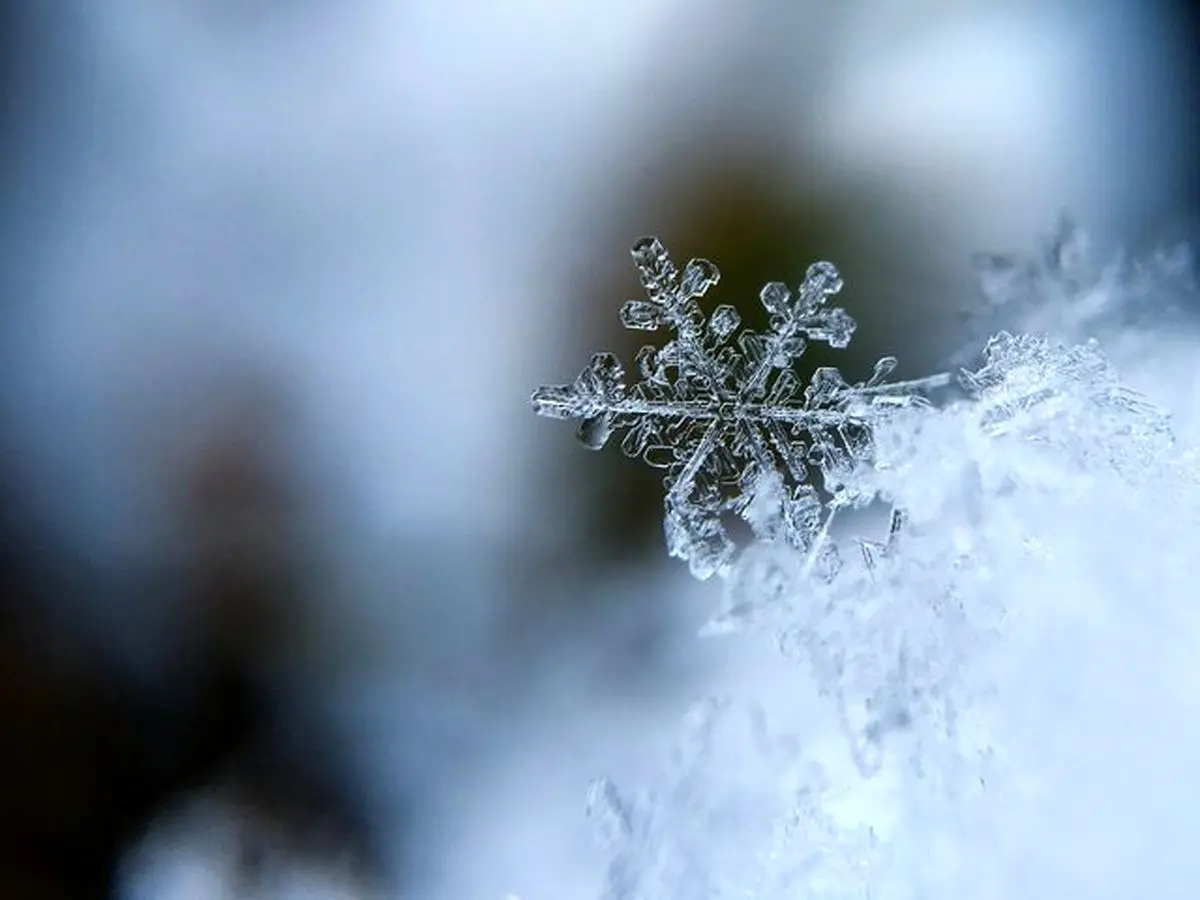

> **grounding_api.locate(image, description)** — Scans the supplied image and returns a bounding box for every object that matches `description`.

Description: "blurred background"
[0,1,1198,896]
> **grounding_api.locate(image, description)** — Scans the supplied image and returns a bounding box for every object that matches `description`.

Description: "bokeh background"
[0,1,1198,896]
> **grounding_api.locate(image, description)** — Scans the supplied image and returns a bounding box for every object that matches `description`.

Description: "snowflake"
[531,237,950,579]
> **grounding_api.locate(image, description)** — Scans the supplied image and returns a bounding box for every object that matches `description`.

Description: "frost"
[529,233,1200,899]
[532,237,950,579]
[585,328,1191,898]
[956,214,1196,362]
[583,697,893,900]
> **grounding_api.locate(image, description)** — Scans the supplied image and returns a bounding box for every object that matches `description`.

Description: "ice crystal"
[955,214,1195,364]
[707,331,1175,751]
[583,697,892,900]
[532,237,951,579]
[573,324,1195,899]
[521,229,1200,900]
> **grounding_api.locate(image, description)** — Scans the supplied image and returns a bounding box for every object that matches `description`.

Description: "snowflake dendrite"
[532,237,951,579]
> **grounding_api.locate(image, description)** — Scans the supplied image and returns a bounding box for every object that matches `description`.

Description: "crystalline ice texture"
[532,237,949,579]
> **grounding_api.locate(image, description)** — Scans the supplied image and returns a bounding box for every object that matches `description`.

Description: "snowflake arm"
[532,237,951,580]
